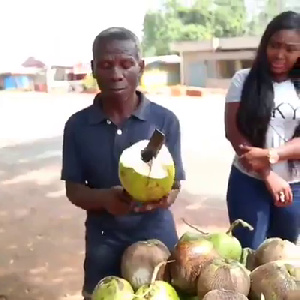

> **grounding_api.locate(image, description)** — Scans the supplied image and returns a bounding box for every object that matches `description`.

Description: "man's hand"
[133,189,180,213]
[262,171,293,207]
[102,186,135,216]
[238,144,270,173]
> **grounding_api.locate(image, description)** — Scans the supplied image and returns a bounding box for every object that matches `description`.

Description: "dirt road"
[0,92,232,300]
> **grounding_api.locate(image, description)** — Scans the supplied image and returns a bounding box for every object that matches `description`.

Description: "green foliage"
[142,0,248,56]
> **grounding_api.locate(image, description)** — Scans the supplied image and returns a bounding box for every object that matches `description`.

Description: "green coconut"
[91,276,134,300]
[135,280,180,300]
[118,140,175,202]
[206,219,254,261]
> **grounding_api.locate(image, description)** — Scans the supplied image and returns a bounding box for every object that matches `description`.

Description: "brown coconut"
[169,236,219,295]
[254,238,299,268]
[284,290,300,300]
[197,258,250,299]
[249,261,298,300]
[202,289,249,300]
[120,239,170,290]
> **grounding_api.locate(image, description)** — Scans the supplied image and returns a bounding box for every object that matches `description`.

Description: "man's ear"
[138,59,145,83]
[139,59,145,75]
[90,60,96,78]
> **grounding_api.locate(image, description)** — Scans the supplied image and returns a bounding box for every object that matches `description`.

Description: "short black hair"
[92,27,142,59]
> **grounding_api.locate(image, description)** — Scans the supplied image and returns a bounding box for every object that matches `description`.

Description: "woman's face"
[266,29,300,77]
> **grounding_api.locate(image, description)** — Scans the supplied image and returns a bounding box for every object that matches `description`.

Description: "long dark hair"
[237,11,300,149]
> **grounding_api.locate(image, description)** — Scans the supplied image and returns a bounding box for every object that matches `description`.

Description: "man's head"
[91,27,144,101]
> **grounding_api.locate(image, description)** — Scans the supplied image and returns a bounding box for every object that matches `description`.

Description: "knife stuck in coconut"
[119,129,176,203]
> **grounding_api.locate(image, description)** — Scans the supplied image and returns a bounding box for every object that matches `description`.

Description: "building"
[140,55,181,91]
[171,36,260,89]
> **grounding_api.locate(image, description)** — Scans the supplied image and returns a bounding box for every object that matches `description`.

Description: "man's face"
[91,39,144,100]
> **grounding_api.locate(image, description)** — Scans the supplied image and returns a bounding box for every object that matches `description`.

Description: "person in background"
[60,27,185,299]
[224,11,300,250]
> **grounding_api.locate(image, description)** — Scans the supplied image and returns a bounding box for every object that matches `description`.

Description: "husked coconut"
[254,238,299,268]
[249,261,298,300]
[121,239,170,290]
[197,258,250,298]
[91,276,134,300]
[118,140,175,202]
[202,289,249,300]
[170,235,219,295]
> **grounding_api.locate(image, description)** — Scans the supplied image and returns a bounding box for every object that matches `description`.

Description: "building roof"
[144,54,181,65]
[171,36,260,53]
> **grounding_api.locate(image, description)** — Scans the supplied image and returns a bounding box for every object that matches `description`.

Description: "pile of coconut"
[91,219,299,300]
[92,140,299,299]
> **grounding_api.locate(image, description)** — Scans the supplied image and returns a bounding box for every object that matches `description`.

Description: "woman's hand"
[262,171,293,207]
[238,145,270,173]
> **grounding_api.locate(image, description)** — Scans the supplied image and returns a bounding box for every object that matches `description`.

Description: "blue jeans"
[226,166,300,250]
[82,208,178,298]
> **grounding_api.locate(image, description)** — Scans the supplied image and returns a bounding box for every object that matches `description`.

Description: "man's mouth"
[109,87,126,91]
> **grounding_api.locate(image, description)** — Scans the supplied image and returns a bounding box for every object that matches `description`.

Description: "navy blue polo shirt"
[61,91,185,232]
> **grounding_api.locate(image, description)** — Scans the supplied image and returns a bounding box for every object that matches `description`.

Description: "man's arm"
[165,114,186,205]
[61,116,108,211]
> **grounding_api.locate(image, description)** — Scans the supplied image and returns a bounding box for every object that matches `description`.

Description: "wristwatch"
[268,148,280,164]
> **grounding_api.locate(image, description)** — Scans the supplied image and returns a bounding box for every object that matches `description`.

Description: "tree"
[142,0,248,56]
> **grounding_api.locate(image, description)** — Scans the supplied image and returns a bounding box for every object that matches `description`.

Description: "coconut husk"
[249,261,298,300]
[121,239,170,290]
[169,237,219,295]
[197,258,250,298]
[254,238,300,268]
[202,289,249,300]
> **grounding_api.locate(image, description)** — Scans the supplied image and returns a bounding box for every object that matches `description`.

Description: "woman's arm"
[273,137,300,161]
[224,69,253,156]
[239,137,300,170]
[225,102,252,156]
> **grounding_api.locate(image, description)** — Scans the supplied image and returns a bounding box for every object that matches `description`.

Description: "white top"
[225,68,300,183]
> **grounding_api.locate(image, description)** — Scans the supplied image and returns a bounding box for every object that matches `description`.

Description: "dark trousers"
[82,208,178,298]
[226,166,300,250]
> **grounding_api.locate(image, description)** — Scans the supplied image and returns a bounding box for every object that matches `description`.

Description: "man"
[61,27,185,299]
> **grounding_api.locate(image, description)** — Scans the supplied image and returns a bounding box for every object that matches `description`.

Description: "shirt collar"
[88,90,150,125]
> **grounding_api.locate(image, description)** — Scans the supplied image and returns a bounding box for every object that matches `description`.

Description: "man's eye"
[121,60,134,69]
[99,62,111,69]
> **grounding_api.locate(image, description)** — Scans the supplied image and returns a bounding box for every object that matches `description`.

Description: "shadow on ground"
[0,137,85,300]
[0,137,229,300]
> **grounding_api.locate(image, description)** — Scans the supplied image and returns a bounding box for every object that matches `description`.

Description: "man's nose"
[110,67,124,81]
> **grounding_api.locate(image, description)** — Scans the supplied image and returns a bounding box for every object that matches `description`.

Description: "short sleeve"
[225,69,250,103]
[165,115,186,182]
[61,116,86,184]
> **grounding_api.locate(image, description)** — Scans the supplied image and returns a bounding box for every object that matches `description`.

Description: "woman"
[225,11,300,250]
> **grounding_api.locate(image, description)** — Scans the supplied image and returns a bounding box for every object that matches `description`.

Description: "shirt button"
[117,129,122,135]
[107,120,111,124]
